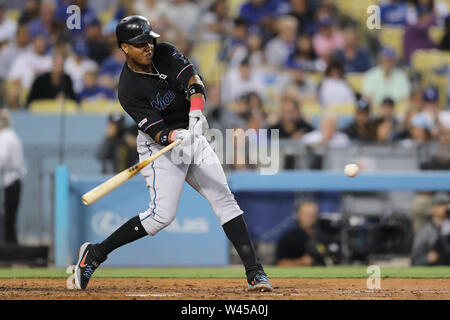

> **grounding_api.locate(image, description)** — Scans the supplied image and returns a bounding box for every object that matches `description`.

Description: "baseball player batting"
[73,15,273,292]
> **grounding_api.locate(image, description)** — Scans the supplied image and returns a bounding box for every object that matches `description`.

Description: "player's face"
[126,41,154,66]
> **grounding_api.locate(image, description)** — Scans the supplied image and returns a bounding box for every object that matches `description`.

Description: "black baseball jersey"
[118,42,197,140]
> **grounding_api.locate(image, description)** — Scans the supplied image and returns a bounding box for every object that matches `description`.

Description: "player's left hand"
[188,110,209,137]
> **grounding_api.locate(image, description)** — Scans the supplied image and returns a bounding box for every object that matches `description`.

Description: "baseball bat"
[81,139,182,206]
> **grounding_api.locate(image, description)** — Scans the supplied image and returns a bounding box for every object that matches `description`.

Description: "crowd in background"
[0,0,450,264]
[0,0,449,168]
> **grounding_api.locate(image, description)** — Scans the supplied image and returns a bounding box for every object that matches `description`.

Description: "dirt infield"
[1,278,450,300]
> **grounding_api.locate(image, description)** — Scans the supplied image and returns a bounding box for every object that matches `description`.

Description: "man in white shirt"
[0,5,17,47]
[221,58,267,104]
[0,108,25,244]
[64,40,98,94]
[0,24,31,81]
[7,34,52,90]
[361,47,410,108]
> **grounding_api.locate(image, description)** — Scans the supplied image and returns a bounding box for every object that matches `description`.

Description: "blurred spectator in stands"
[98,47,126,89]
[265,16,298,69]
[112,0,136,21]
[220,18,248,64]
[374,97,402,143]
[205,84,246,132]
[342,97,377,143]
[85,20,110,65]
[275,201,329,266]
[332,27,373,73]
[407,0,448,27]
[0,4,17,49]
[380,0,409,26]
[28,0,56,48]
[411,86,449,140]
[421,127,450,169]
[302,113,350,147]
[239,0,280,27]
[409,115,434,144]
[0,108,25,244]
[0,24,30,104]
[120,125,139,172]
[221,58,267,104]
[318,60,356,109]
[403,5,437,65]
[411,192,449,265]
[132,0,171,33]
[396,85,424,139]
[18,0,41,25]
[7,34,52,108]
[411,192,433,234]
[362,46,410,108]
[97,113,137,174]
[312,17,345,62]
[163,0,200,39]
[229,30,266,69]
[284,0,316,35]
[440,15,450,50]
[26,49,78,106]
[270,95,313,140]
[198,0,231,43]
[285,66,317,103]
[285,34,326,72]
[78,70,115,103]
[64,39,98,95]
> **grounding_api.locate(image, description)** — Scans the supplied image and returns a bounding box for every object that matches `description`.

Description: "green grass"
[0,266,450,279]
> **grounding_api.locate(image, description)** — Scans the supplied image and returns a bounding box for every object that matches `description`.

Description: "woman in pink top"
[312,17,345,61]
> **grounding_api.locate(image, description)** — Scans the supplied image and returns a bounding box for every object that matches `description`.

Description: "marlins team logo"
[151,90,175,111]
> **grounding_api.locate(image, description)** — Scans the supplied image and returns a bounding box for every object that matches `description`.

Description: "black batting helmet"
[116,15,160,48]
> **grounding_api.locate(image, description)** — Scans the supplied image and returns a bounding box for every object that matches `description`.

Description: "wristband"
[170,130,178,142]
[159,128,171,146]
[190,96,205,112]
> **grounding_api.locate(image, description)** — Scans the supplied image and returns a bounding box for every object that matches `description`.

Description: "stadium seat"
[379,26,404,58]
[411,49,450,73]
[327,104,355,116]
[429,26,445,45]
[191,41,226,85]
[228,0,246,18]
[28,99,79,114]
[336,0,379,25]
[346,73,365,94]
[80,100,125,114]
[302,101,321,118]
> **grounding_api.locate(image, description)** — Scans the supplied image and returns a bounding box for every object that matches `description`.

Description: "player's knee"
[139,207,177,236]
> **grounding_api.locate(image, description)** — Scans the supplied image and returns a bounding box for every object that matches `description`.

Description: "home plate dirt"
[1,279,450,300]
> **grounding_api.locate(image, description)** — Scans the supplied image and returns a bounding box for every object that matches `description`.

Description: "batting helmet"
[116,15,160,48]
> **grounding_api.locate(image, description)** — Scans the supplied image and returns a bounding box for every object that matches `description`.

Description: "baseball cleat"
[74,242,105,290]
[247,272,273,292]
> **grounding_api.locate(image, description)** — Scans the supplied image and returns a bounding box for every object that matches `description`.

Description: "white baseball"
[344,163,359,177]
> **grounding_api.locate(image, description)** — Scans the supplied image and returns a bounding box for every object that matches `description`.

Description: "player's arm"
[159,42,208,136]
[186,74,208,137]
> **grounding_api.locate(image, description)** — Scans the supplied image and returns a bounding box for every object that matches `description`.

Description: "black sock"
[222,215,263,280]
[93,215,147,260]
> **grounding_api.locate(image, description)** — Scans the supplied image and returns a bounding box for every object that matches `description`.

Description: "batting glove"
[173,129,194,147]
[188,110,209,137]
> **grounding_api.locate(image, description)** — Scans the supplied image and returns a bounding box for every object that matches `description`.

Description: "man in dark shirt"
[26,50,77,106]
[276,201,328,266]
[72,15,272,292]
[343,97,377,143]
[270,96,313,140]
